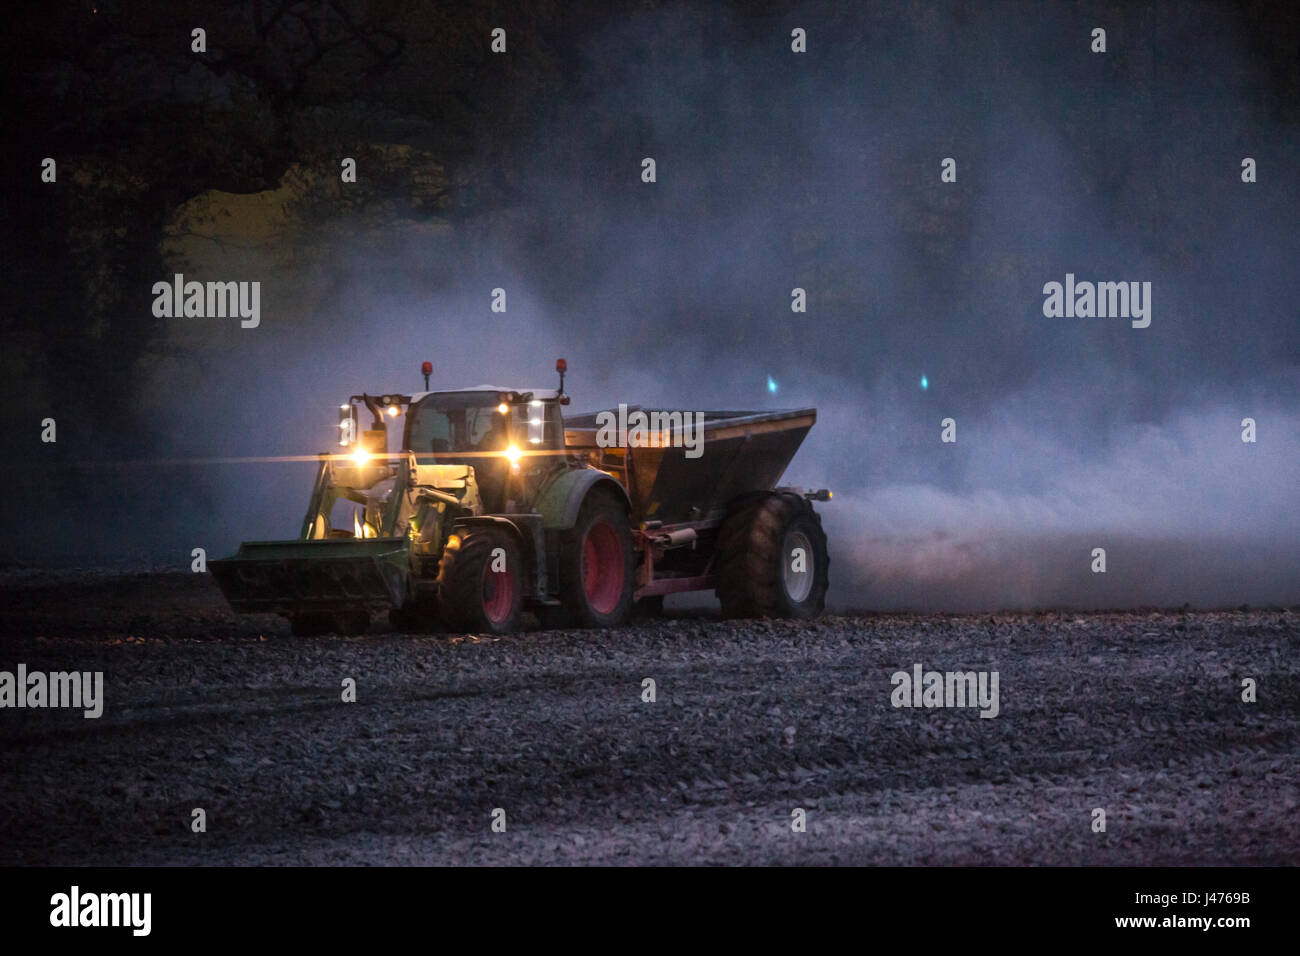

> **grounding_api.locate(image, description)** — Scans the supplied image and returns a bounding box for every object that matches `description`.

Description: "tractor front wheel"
[437,527,523,635]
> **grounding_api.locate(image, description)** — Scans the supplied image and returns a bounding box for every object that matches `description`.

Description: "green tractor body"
[211,369,830,634]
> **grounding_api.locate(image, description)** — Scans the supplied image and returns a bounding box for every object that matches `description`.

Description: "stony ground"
[1,570,1297,865]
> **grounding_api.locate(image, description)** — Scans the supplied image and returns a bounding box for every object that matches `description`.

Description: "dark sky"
[4,1,1298,608]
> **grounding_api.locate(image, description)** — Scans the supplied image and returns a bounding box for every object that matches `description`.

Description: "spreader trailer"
[211,360,831,635]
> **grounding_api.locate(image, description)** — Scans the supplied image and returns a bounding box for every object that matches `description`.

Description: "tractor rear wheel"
[437,527,523,635]
[558,489,634,628]
[715,493,829,619]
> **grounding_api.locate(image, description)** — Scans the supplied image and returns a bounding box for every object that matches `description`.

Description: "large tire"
[558,489,634,628]
[437,527,523,634]
[715,493,829,619]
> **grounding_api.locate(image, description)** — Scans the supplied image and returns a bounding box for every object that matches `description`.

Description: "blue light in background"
[920,374,929,391]
[767,376,778,394]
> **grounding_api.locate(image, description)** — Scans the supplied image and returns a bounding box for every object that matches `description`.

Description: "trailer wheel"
[559,489,634,628]
[437,527,522,634]
[716,493,829,619]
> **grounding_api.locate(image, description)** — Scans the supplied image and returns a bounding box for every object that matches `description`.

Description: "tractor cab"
[402,386,567,513]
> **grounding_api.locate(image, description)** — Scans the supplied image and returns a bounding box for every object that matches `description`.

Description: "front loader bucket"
[210,537,410,615]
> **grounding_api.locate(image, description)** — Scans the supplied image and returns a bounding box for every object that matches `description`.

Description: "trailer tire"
[437,527,523,635]
[716,493,828,619]
[558,488,634,628]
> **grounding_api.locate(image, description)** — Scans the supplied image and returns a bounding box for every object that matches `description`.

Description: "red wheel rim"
[582,519,624,615]
[482,561,514,624]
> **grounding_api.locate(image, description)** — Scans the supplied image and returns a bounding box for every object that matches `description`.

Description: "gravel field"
[1,571,1297,865]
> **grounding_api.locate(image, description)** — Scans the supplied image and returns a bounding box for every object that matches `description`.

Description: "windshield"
[405,393,510,454]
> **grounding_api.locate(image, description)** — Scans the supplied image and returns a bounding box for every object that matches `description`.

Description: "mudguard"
[534,468,631,530]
